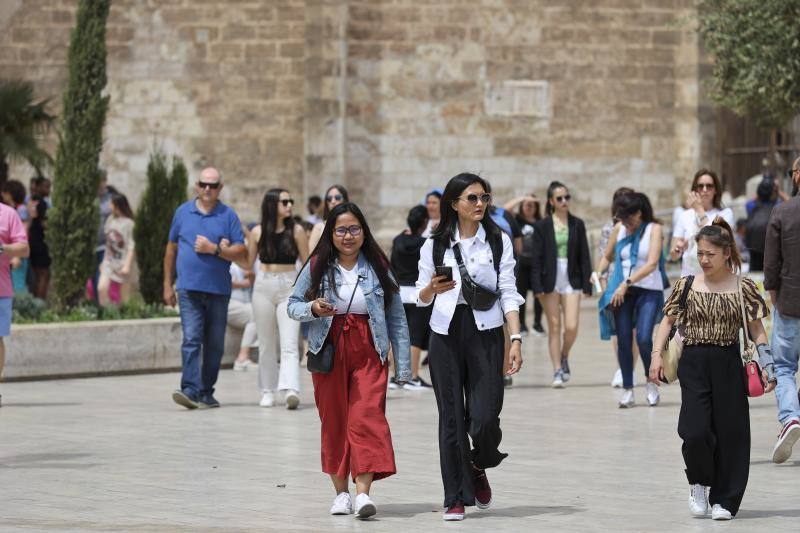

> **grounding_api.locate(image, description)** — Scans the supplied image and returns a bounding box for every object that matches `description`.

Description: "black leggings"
[516,261,542,329]
[678,344,750,515]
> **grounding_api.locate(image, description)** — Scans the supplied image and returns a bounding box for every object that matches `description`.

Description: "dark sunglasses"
[459,193,492,205]
[555,194,571,202]
[280,199,295,207]
[694,183,715,191]
[334,225,362,238]
[197,181,221,190]
[326,194,344,202]
[787,168,800,178]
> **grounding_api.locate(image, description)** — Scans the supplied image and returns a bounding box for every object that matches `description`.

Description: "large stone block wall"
[1,0,710,234]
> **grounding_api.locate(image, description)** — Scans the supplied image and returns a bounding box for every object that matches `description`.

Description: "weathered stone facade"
[1,0,713,233]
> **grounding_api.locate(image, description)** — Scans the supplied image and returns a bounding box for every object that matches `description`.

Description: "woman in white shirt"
[416,173,524,522]
[671,169,734,276]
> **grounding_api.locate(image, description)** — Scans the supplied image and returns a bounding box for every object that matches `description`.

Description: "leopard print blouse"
[663,276,769,346]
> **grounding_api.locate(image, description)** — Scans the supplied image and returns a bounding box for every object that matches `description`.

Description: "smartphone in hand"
[435,265,453,282]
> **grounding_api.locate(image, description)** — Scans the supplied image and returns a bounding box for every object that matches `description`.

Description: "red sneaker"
[443,500,465,521]
[473,468,492,509]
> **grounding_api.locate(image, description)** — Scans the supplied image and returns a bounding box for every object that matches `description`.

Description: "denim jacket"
[287,253,412,382]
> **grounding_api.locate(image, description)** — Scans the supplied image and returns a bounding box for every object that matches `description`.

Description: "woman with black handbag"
[416,173,524,521]
[650,217,775,520]
[287,202,411,520]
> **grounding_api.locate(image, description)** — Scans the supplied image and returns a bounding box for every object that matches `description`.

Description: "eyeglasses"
[458,193,492,205]
[694,183,715,191]
[334,225,362,238]
[326,194,343,202]
[197,181,221,190]
[555,195,571,203]
[280,199,295,207]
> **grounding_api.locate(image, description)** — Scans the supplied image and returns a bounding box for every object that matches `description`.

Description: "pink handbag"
[738,277,764,398]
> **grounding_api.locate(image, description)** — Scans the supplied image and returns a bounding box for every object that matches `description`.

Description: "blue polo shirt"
[168,199,245,296]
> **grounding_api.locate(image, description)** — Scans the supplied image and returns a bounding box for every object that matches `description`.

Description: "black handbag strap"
[675,274,694,325]
[451,243,499,291]
[329,272,361,347]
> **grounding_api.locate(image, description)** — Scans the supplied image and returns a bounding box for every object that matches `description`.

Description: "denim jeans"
[613,287,662,389]
[178,290,230,398]
[771,309,800,425]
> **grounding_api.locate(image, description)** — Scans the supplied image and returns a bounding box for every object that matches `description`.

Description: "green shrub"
[12,294,178,325]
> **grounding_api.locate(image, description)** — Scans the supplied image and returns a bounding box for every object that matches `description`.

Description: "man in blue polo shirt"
[164,167,247,409]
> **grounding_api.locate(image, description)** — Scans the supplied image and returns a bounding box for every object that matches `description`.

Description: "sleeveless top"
[259,231,298,264]
[618,223,662,291]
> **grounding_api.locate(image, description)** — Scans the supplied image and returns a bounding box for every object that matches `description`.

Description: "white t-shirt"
[619,224,662,291]
[673,207,735,277]
[333,263,368,314]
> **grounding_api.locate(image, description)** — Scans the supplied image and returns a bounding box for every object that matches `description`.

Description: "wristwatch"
[214,243,221,257]
[625,278,632,286]
[510,334,522,344]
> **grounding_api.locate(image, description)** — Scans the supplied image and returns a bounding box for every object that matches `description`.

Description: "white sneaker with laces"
[611,368,623,388]
[646,382,660,406]
[711,504,732,520]
[259,391,275,407]
[552,370,564,389]
[330,492,353,515]
[285,390,300,410]
[618,389,635,408]
[772,418,800,464]
[354,493,377,519]
[688,484,709,517]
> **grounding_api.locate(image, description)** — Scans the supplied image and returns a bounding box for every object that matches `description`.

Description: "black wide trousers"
[428,304,508,508]
[677,344,750,516]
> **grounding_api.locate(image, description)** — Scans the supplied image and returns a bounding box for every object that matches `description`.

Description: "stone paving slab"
[1,308,798,532]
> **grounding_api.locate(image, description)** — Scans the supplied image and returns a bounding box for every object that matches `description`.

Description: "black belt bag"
[452,244,500,311]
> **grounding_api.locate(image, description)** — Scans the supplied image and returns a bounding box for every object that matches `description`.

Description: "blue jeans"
[178,290,230,398]
[771,309,800,425]
[613,287,662,389]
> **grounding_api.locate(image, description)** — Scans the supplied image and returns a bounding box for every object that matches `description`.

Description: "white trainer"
[552,370,565,389]
[618,389,635,408]
[259,391,275,407]
[646,382,660,407]
[330,492,353,515]
[611,369,623,388]
[285,390,300,410]
[688,484,709,517]
[711,504,732,520]
[354,493,377,519]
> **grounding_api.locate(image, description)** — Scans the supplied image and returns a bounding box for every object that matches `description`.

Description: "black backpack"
[745,202,774,253]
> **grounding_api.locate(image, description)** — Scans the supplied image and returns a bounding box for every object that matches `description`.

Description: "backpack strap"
[432,238,445,268]
[678,275,694,311]
[489,232,502,279]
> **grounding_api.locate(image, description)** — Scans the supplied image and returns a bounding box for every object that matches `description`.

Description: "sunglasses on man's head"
[326,194,343,202]
[459,193,492,205]
[198,181,221,190]
[694,183,715,191]
[280,199,295,207]
[555,194,571,202]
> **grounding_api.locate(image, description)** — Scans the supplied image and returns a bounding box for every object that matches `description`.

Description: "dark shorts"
[403,303,432,350]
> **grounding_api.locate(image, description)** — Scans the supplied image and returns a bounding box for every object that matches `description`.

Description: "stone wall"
[1,0,710,235]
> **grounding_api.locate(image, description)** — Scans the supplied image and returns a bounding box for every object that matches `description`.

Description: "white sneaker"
[233,359,257,371]
[618,389,635,408]
[646,382,660,406]
[772,419,800,464]
[330,492,353,515]
[388,378,400,390]
[354,493,377,519]
[688,484,709,517]
[552,370,565,389]
[285,390,300,410]
[711,504,732,520]
[611,368,623,388]
[259,392,275,407]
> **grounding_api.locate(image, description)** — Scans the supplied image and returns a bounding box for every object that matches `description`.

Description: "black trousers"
[516,261,542,329]
[677,344,750,516]
[428,304,508,508]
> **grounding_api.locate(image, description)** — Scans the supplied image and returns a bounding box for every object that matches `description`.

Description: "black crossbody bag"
[451,243,501,311]
[306,280,360,374]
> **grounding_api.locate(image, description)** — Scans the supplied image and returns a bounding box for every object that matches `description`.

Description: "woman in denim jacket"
[288,202,411,520]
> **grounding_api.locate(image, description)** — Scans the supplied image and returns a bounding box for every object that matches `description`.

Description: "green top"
[555,221,568,258]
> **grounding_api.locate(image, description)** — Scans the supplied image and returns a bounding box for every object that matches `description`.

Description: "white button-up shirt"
[415,224,523,335]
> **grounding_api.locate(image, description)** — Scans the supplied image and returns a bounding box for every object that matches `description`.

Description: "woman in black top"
[248,188,309,409]
[505,194,544,335]
[390,205,432,389]
[531,181,592,388]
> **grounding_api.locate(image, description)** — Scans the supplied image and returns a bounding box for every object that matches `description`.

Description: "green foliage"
[0,79,56,182]
[697,0,800,128]
[47,0,111,310]
[12,292,178,324]
[134,147,188,304]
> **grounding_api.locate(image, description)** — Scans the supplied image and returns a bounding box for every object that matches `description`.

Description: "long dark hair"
[610,187,635,219]
[258,188,298,263]
[613,191,661,225]
[517,194,542,222]
[111,193,134,219]
[322,184,349,220]
[431,173,503,248]
[302,202,398,307]
[545,180,568,216]
[691,168,722,209]
[695,216,742,272]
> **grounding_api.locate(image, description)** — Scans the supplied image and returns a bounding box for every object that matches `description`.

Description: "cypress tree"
[134,148,188,305]
[47,0,111,309]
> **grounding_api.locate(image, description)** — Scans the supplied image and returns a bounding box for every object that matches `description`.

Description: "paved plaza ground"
[1,307,798,532]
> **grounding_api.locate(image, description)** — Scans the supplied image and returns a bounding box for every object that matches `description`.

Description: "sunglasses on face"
[334,225,362,238]
[326,194,343,202]
[555,195,571,203]
[787,168,800,178]
[459,193,492,205]
[280,199,294,207]
[197,181,221,190]
[694,183,715,191]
